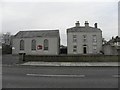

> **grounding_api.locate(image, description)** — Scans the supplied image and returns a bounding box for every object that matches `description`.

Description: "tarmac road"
[2,65,119,88]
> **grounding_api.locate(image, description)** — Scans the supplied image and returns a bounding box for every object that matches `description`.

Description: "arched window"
[44,39,48,50]
[20,40,24,50]
[31,39,36,50]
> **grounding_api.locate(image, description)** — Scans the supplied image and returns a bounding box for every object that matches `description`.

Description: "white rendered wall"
[12,37,59,55]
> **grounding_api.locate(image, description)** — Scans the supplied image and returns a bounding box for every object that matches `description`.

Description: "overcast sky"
[1,0,119,45]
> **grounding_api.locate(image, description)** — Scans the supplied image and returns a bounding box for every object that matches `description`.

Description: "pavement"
[21,62,119,67]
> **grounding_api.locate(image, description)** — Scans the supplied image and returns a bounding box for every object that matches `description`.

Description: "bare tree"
[2,32,12,46]
[1,32,13,54]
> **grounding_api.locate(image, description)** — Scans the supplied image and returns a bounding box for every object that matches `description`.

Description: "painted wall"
[12,37,60,55]
[67,31,102,54]
[102,44,118,55]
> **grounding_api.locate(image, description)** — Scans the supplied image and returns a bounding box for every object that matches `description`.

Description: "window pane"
[31,40,36,50]
[73,49,77,52]
[73,45,77,48]
[83,35,87,42]
[93,45,97,50]
[93,35,97,42]
[20,40,24,50]
[44,39,49,50]
[73,45,77,52]
[73,35,77,42]
[73,35,76,38]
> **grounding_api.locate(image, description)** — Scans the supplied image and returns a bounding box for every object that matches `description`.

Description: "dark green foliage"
[2,44,12,54]
[24,55,119,62]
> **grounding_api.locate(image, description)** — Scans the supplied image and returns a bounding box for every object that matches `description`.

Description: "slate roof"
[67,26,102,33]
[14,30,59,38]
[108,36,120,43]
[103,36,120,45]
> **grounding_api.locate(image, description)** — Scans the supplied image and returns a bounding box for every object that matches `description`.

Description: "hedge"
[21,55,120,62]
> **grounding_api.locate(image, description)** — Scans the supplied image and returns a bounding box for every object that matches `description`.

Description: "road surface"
[2,65,119,88]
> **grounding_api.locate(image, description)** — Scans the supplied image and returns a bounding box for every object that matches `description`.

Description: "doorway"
[83,45,87,54]
[83,47,87,54]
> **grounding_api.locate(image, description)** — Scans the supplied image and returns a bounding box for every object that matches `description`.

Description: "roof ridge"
[14,30,59,38]
[67,26,101,32]
[19,30,59,32]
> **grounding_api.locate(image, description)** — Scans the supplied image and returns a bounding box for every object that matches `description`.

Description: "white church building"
[67,21,102,55]
[12,30,60,55]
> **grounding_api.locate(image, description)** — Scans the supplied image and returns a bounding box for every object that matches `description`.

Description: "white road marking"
[112,75,120,78]
[26,74,85,78]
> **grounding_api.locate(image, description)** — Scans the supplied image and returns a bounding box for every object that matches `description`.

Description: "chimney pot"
[75,21,80,27]
[85,21,89,27]
[94,23,97,28]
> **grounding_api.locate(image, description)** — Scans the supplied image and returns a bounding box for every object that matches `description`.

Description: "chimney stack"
[75,21,80,27]
[94,23,97,28]
[85,21,89,27]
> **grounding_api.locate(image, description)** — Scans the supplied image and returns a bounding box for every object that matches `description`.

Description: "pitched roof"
[14,30,59,38]
[108,36,120,43]
[67,26,102,33]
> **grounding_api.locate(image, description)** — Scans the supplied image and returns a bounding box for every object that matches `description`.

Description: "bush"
[2,44,12,54]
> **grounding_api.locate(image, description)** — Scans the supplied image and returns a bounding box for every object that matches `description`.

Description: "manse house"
[67,21,102,55]
[12,30,60,55]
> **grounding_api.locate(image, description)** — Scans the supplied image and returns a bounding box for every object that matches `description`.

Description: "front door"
[83,47,87,54]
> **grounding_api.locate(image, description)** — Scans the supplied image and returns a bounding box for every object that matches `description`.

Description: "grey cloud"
[2,2,118,45]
